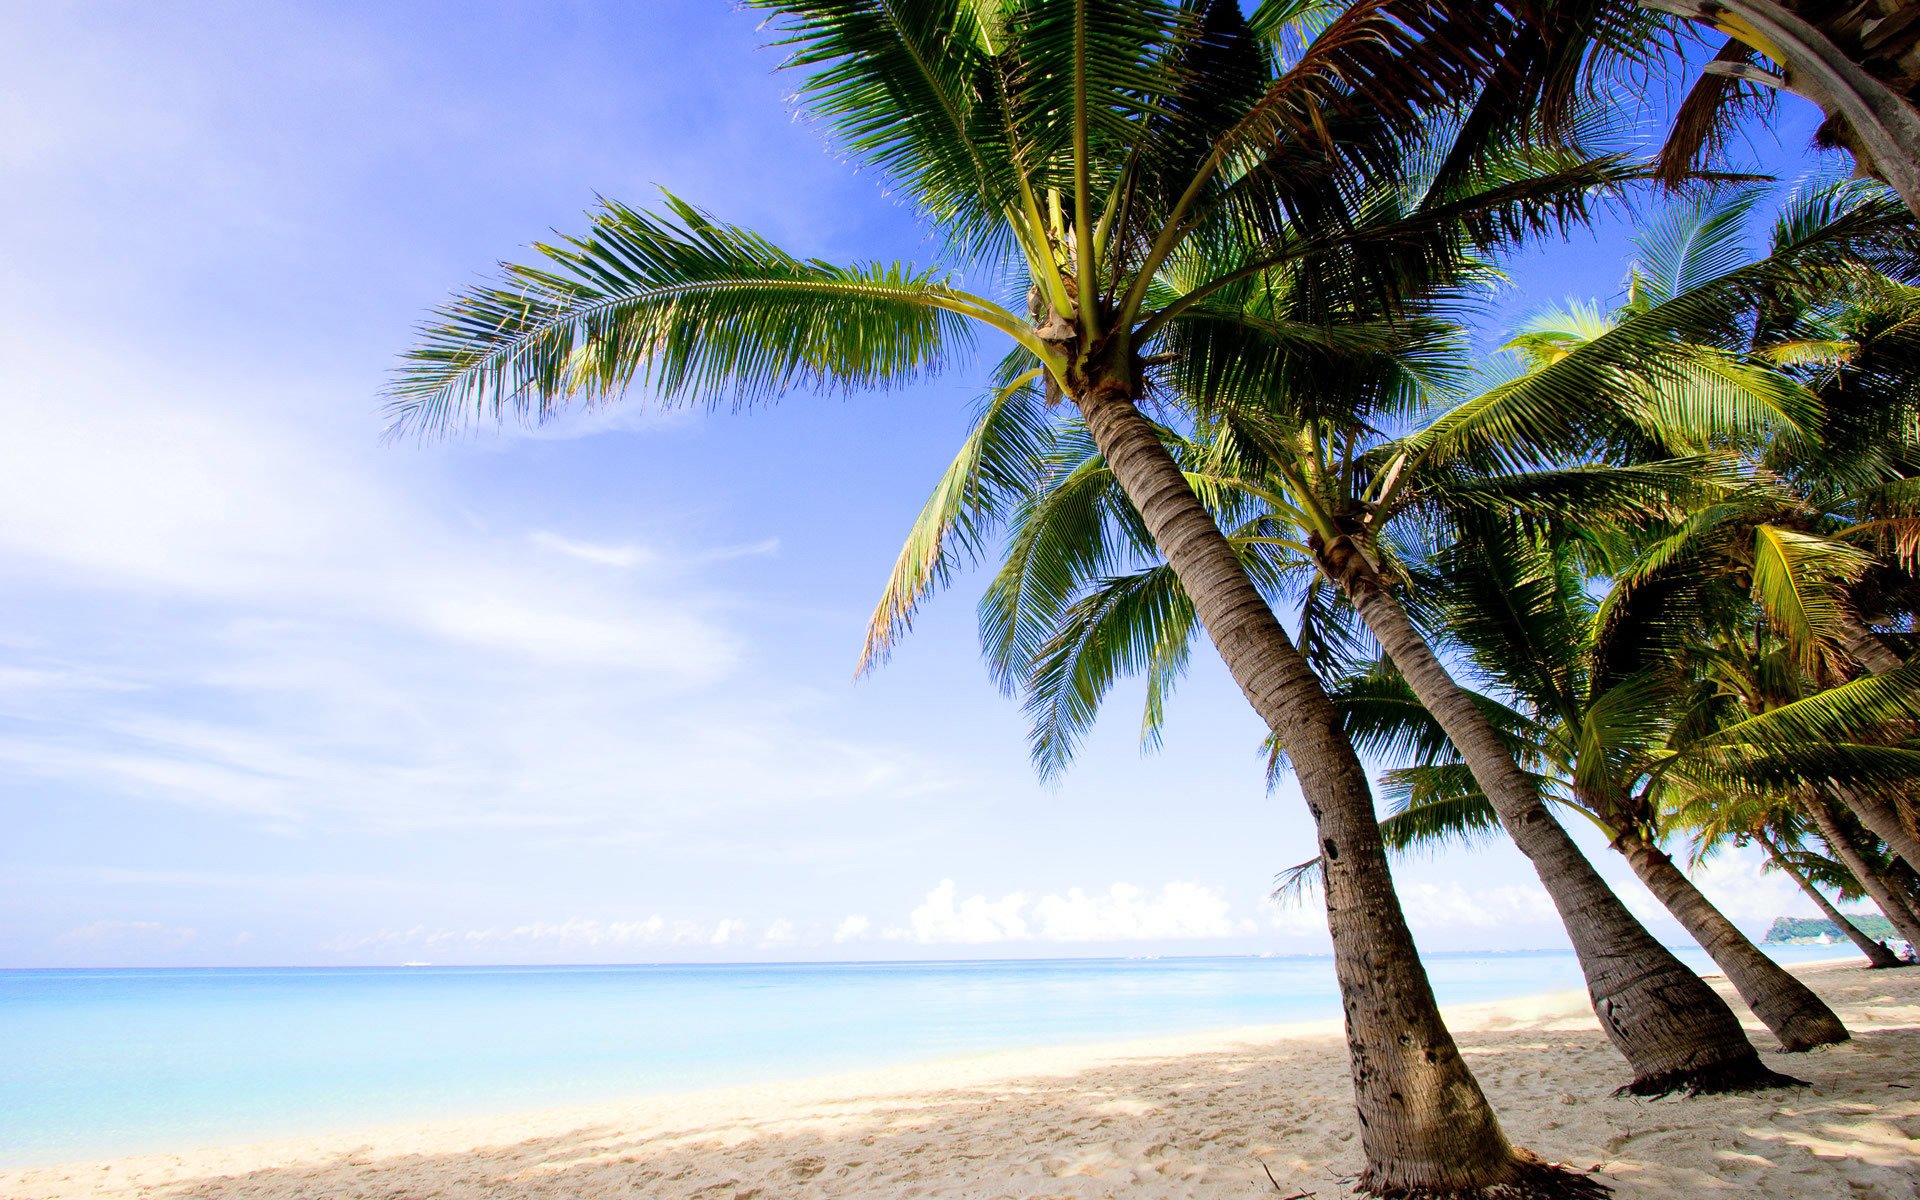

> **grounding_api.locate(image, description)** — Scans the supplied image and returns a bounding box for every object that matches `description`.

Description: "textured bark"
[1616,833,1850,1047]
[1329,567,1795,1090]
[1838,783,1920,875]
[1759,833,1905,968]
[1816,617,1920,893]
[1805,792,1920,949]
[1886,856,1920,925]
[1838,614,1905,676]
[1070,385,1589,1195]
[1646,0,1920,218]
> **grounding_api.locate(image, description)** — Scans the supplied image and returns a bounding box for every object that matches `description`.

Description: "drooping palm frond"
[1403,188,1920,475]
[387,196,1009,438]
[1747,523,1876,668]
[978,427,1158,696]
[1377,764,1519,855]
[861,353,1054,672]
[1689,660,1920,752]
[1653,33,1774,188]
[1328,667,1542,769]
[1021,562,1195,776]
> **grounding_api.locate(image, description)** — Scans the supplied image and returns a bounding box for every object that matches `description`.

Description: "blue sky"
[0,2,1856,967]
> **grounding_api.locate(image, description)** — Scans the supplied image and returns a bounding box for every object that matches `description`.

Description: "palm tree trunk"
[1887,856,1920,926]
[1327,563,1803,1089]
[1757,832,1905,969]
[1824,617,1920,871]
[1838,614,1904,676]
[1837,784,1920,876]
[1804,792,1920,949]
[1071,385,1595,1196]
[1646,0,1920,218]
[1614,832,1850,1047]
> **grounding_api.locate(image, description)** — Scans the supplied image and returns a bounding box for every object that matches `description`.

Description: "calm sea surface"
[0,944,1852,1163]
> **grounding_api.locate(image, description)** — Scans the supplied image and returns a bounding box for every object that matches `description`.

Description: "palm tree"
[926,187,1905,1077]
[1581,185,1920,872]
[1326,521,1879,1051]
[1676,632,1920,950]
[1648,0,1920,219]
[1760,832,1910,965]
[388,3,1636,1192]
[1681,782,1911,966]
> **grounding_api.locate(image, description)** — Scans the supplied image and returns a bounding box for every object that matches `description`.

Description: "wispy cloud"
[529,531,654,569]
[877,880,1254,945]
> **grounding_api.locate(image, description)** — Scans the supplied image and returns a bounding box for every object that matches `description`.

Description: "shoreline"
[0,959,1735,1169]
[5,958,1915,1198]
[7,946,1793,1168]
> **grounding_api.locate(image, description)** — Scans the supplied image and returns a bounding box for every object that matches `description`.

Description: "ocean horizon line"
[0,943,1760,974]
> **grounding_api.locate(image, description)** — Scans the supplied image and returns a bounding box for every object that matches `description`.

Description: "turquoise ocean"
[0,944,1852,1164]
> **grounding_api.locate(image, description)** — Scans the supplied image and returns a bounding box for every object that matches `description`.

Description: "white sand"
[5,959,1916,1199]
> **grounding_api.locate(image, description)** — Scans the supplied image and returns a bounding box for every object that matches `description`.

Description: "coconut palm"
[1680,771,1914,965]
[1321,519,1918,1049]
[1581,184,1920,871]
[388,3,1644,1192]
[1670,630,1920,950]
[928,186,1918,1074]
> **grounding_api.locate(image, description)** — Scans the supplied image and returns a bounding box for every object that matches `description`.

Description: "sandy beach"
[5,959,1915,1200]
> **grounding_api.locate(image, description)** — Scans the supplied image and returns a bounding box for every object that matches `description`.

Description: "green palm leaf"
[387,195,1011,437]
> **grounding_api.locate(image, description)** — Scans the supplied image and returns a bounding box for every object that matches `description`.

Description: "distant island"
[1764,915,1896,944]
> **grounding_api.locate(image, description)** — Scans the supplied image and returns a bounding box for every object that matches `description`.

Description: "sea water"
[0,944,1852,1164]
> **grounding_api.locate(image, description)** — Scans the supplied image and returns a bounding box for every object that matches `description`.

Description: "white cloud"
[761,918,797,945]
[1393,881,1559,931]
[1031,882,1243,941]
[529,531,654,569]
[909,880,1033,944]
[833,914,872,943]
[902,880,1248,945]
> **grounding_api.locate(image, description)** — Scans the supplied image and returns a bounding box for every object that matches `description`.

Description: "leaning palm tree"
[1324,519,1916,1049]
[1674,629,1920,949]
[389,3,1637,1192]
[1583,185,1920,870]
[928,186,1904,1072]
[1681,779,1912,966]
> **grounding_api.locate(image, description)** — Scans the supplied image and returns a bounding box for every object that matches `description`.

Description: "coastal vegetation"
[388,2,1920,1195]
[1765,913,1897,942]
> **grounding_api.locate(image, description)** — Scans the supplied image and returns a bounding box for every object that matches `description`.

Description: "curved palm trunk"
[1887,857,1920,926]
[1805,792,1920,949]
[1071,385,1598,1197]
[1325,566,1804,1088]
[1758,832,1905,968]
[1646,0,1920,218]
[1825,618,1920,871]
[1836,784,1920,876]
[1614,833,1850,1047]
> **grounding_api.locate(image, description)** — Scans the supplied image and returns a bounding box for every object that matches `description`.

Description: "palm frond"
[1021,563,1195,777]
[861,355,1053,672]
[1748,524,1875,668]
[387,195,995,437]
